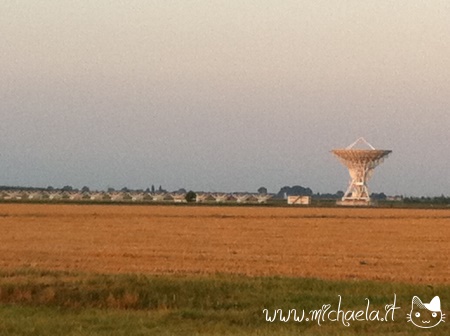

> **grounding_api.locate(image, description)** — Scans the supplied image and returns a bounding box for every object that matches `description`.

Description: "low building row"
[0,190,277,204]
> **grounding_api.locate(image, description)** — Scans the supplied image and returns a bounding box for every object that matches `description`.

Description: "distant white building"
[386,195,403,202]
[287,195,311,205]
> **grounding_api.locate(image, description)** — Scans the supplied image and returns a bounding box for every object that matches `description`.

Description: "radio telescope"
[332,138,392,205]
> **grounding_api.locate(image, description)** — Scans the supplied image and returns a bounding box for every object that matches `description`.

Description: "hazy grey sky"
[1,1,449,196]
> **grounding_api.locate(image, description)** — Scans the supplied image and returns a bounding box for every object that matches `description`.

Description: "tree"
[258,187,267,194]
[371,192,387,200]
[276,185,313,198]
[185,191,197,202]
[81,186,90,193]
[151,185,155,193]
[336,190,345,198]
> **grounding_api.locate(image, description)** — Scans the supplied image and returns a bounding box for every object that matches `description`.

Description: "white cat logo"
[407,296,445,329]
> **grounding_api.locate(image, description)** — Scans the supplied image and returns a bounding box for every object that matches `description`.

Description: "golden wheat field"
[0,204,448,284]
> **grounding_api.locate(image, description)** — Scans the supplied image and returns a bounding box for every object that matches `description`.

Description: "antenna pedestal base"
[336,199,377,206]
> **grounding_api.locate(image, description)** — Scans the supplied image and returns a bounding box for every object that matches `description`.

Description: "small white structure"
[6,191,23,200]
[287,195,311,205]
[130,193,145,202]
[255,194,273,204]
[48,192,63,200]
[28,192,43,200]
[195,193,210,203]
[386,195,403,202]
[90,192,105,201]
[212,193,229,203]
[234,194,252,203]
[150,193,167,202]
[69,192,84,201]
[110,192,127,201]
[170,193,187,203]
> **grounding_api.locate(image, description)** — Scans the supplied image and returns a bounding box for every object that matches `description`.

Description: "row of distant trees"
[403,195,450,205]
[0,185,166,193]
[48,185,166,194]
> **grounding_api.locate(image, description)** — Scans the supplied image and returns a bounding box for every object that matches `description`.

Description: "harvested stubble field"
[0,203,449,284]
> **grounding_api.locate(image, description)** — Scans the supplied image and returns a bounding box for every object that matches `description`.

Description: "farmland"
[0,204,449,335]
[0,204,448,283]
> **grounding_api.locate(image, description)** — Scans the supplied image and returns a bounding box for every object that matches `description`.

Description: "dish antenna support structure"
[331,138,392,205]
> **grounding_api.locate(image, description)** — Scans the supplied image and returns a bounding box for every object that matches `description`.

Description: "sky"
[1,1,449,196]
